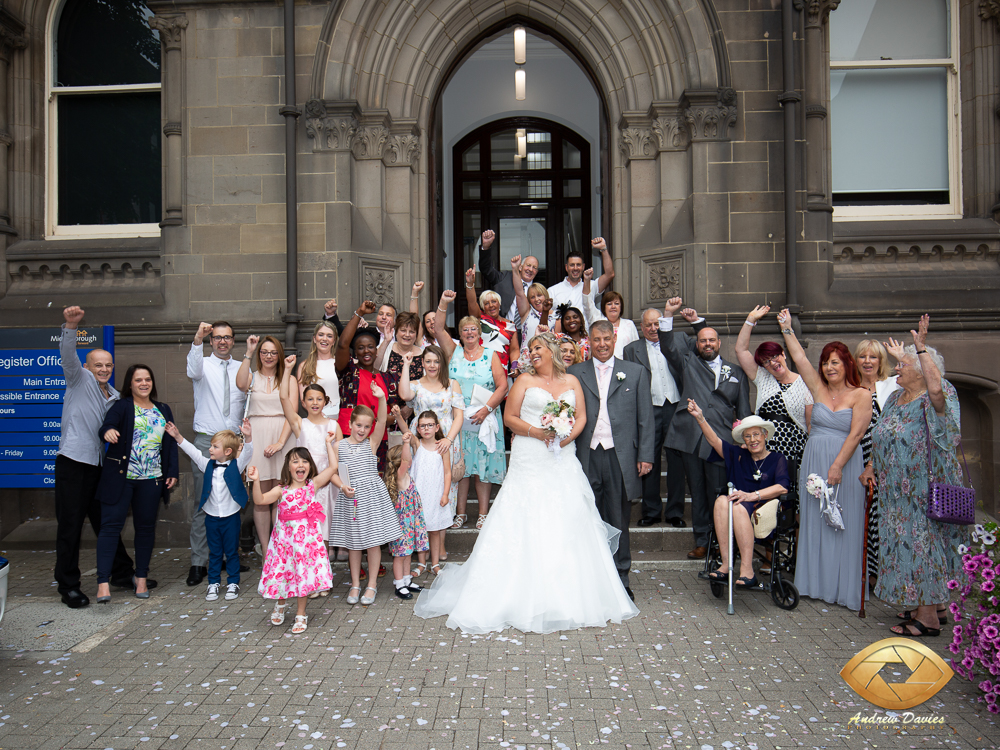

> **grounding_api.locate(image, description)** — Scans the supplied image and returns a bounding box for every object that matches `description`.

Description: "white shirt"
[548,276,605,316]
[581,292,640,357]
[644,339,679,406]
[187,345,247,434]
[180,439,253,517]
[507,277,531,326]
[590,359,615,450]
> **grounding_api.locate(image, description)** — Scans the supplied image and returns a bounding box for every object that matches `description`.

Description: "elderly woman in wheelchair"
[687,400,790,588]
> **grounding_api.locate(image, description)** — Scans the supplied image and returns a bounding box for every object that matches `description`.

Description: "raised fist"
[63,306,85,326]
[358,300,377,315]
[481,229,496,250]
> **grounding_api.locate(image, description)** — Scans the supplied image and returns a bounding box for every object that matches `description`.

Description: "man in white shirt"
[623,309,692,529]
[185,321,247,585]
[476,229,540,326]
[547,237,615,317]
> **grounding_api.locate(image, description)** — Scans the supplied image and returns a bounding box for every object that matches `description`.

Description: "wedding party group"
[51,230,969,639]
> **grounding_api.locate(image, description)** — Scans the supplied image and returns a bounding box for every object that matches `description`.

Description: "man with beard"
[547,238,615,317]
[659,298,751,560]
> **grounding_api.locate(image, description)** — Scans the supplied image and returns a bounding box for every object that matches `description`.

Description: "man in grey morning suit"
[659,297,752,560]
[569,321,656,600]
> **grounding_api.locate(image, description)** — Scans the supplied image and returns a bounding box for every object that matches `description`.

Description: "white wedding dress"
[413,387,640,633]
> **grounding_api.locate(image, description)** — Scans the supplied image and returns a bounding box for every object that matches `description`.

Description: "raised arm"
[323,298,346,335]
[236,334,259,392]
[397,351,417,402]
[464,267,483,318]
[911,314,946,415]
[314,432,342,490]
[686,398,725,459]
[250,467,284,505]
[581,268,605,328]
[409,281,424,315]
[776,308,823,397]
[335,300,376,371]
[374,321,394,372]
[369,380,389,447]
[592,237,615,294]
[434,291,458,361]
[511,255,530,321]
[735,306,769,380]
[279,354,303,437]
[60,306,86,386]
[187,322,214,380]
[477,229,502,289]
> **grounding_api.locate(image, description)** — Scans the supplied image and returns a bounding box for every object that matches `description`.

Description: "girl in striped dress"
[328,380,403,606]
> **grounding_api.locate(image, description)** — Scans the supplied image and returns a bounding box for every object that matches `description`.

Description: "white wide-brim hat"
[731,415,776,444]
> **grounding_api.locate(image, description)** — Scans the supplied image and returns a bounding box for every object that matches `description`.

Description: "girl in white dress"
[410,410,452,575]
[280,353,344,597]
[398,345,464,572]
[414,333,639,634]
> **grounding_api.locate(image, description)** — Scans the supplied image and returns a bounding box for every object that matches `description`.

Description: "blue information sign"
[0,326,114,488]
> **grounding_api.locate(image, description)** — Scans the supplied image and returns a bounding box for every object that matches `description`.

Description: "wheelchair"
[696,465,800,611]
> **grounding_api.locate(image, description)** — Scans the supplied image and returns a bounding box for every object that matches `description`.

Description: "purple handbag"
[922,401,975,525]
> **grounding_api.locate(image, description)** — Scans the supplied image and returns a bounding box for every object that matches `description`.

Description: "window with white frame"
[48,0,161,236]
[829,0,960,218]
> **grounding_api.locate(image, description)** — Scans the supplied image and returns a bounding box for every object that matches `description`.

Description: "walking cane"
[727,482,735,616]
[859,478,874,619]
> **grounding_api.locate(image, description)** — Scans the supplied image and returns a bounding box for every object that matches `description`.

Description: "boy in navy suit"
[166,419,253,601]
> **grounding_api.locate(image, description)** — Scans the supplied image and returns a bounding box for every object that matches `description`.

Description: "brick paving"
[0,548,997,750]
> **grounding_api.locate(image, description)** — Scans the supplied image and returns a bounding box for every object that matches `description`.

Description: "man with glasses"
[185,321,247,586]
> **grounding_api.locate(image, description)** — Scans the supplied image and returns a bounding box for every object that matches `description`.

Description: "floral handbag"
[922,401,975,525]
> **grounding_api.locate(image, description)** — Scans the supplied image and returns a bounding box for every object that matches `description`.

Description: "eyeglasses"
[761,356,782,368]
[259,350,278,357]
[211,335,234,342]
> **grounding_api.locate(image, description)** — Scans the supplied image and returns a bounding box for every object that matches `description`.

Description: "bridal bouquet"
[539,398,576,459]
[804,473,845,531]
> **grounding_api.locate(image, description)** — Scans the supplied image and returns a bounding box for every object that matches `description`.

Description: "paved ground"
[0,548,996,750]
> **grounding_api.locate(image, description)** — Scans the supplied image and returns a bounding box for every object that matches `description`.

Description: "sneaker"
[225,583,240,600]
[205,583,221,601]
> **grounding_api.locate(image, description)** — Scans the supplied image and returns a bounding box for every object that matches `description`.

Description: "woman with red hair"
[734,305,812,468]
[777,309,872,612]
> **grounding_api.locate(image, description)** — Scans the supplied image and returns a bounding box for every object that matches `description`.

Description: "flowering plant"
[539,398,576,459]
[948,522,1000,711]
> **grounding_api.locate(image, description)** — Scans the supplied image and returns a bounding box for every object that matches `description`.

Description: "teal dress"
[873,380,968,606]
[449,348,507,483]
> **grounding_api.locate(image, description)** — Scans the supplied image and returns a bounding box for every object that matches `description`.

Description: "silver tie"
[222,360,230,418]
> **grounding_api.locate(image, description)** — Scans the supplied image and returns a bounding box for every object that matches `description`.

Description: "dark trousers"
[96,477,162,584]
[640,401,687,523]
[205,512,242,586]
[585,445,632,588]
[681,453,727,548]
[54,455,133,593]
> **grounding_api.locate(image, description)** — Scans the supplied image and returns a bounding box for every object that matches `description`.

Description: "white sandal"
[410,562,427,578]
[291,615,308,634]
[270,601,287,625]
[360,586,377,605]
[430,563,443,576]
[476,513,488,529]
[451,513,468,529]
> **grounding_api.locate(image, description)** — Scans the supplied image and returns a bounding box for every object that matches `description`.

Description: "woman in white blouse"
[580,269,639,358]
[734,305,812,468]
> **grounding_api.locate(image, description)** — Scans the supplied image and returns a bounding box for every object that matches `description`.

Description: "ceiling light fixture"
[515,68,525,100]
[514,26,526,65]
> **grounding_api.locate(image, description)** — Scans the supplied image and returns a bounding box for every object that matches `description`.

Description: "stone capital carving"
[648,102,689,152]
[353,125,389,160]
[796,0,841,27]
[0,21,27,63]
[149,15,188,50]
[982,0,1000,29]
[681,88,738,142]
[618,127,655,161]
[383,133,421,168]
[304,99,359,152]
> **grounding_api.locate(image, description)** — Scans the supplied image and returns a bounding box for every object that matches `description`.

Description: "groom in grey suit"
[660,298,752,560]
[569,321,656,599]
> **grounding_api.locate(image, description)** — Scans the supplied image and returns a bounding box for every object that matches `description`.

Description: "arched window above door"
[453,118,591,300]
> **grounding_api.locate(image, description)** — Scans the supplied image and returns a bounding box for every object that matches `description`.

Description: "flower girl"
[410,410,452,576]
[383,407,430,600]
[252,433,346,634]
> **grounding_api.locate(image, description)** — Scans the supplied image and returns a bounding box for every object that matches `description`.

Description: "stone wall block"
[189,107,233,127]
[730,210,783,244]
[707,242,776,264]
[239,223,285,253]
[261,174,285,205]
[212,174,263,205]
[731,60,768,93]
[747,261,786,293]
[164,253,203,276]
[195,204,257,225]
[731,190,783,214]
[709,160,768,194]
[190,271,251,301]
[238,27,272,57]
[298,220,326,254]
[251,271,285,300]
[218,56,263,78]
[729,40,768,62]
[248,124,284,154]
[191,225,242,255]
[190,126,248,155]
[691,192,730,243]
[214,253,285,275]
[218,75,279,107]
[195,27,238,58]
[187,58,219,106]
[190,301,276,322]
[326,202,352,250]
[707,261,749,293]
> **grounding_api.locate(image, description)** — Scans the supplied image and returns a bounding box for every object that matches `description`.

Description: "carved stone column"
[802,0,840,215]
[0,8,26,238]
[149,14,188,227]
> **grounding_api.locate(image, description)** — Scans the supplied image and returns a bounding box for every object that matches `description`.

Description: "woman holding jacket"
[94,364,178,603]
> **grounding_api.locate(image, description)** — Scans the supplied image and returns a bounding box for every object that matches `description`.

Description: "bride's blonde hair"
[518,332,567,377]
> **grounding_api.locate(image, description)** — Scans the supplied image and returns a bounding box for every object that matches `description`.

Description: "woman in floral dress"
[869,316,969,638]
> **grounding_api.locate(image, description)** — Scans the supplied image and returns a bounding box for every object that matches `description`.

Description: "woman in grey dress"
[776,309,872,612]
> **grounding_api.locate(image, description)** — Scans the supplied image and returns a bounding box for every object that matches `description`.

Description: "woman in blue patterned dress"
[435,290,509,530]
[871,316,969,638]
[94,365,178,603]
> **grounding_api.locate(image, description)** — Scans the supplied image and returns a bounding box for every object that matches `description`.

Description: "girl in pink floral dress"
[251,435,347,634]
[384,408,429,600]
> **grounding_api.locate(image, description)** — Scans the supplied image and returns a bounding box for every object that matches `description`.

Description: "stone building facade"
[0,0,998,541]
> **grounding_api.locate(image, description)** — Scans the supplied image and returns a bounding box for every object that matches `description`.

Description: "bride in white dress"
[413,333,639,633]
